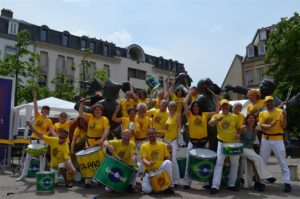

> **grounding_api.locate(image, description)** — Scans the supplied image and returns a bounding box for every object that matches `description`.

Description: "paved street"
[0,157,299,199]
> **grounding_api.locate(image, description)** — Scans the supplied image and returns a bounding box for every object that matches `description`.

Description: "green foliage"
[0,30,50,105]
[51,75,77,102]
[264,12,300,133]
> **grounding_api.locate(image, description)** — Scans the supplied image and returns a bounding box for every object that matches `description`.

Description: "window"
[245,69,254,86]
[103,45,108,56]
[258,43,265,55]
[103,64,110,78]
[259,30,267,40]
[66,57,74,78]
[56,55,65,75]
[159,76,164,88]
[8,21,18,35]
[4,46,17,59]
[256,67,264,84]
[90,42,95,52]
[40,51,48,74]
[116,49,121,56]
[247,46,254,58]
[62,35,69,46]
[82,61,96,81]
[40,29,47,41]
[128,68,146,80]
[81,39,87,49]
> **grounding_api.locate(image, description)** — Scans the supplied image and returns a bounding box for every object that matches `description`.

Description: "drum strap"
[262,132,284,140]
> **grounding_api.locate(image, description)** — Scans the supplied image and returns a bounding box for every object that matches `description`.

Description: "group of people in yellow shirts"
[16,82,292,194]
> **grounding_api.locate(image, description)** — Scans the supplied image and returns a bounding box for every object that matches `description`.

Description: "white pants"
[260,138,291,184]
[142,160,173,193]
[164,139,180,184]
[212,141,240,189]
[242,148,273,180]
[20,152,46,177]
[50,162,66,183]
[136,140,147,174]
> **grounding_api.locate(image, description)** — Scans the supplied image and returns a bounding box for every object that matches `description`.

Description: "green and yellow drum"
[222,143,243,156]
[93,155,134,193]
[36,171,55,193]
[187,148,217,181]
[28,158,40,177]
[150,170,171,192]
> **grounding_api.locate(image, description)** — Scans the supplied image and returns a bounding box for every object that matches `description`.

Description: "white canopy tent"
[229,99,250,116]
[12,97,78,138]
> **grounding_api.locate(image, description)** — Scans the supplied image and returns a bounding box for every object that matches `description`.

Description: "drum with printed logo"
[177,147,187,178]
[75,146,105,178]
[222,143,243,156]
[187,148,217,182]
[150,170,171,192]
[36,171,55,193]
[26,143,47,158]
[27,158,40,177]
[93,155,134,192]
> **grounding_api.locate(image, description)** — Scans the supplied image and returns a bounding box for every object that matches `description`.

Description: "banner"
[0,76,15,162]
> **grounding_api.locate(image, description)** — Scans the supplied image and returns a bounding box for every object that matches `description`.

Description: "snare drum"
[36,171,55,193]
[187,148,217,181]
[75,146,105,178]
[26,143,47,157]
[150,170,171,192]
[222,143,243,155]
[93,155,135,193]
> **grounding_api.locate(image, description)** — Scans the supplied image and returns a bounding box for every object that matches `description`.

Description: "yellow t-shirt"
[120,117,139,141]
[108,139,137,165]
[247,100,265,115]
[32,112,53,139]
[86,114,110,146]
[120,98,137,118]
[147,108,169,138]
[138,98,149,109]
[153,99,162,109]
[53,121,71,143]
[44,135,70,169]
[237,114,246,127]
[190,94,198,103]
[164,114,179,141]
[73,127,87,144]
[141,141,169,172]
[187,112,209,139]
[134,116,152,140]
[258,108,284,140]
[211,112,241,143]
[171,94,185,115]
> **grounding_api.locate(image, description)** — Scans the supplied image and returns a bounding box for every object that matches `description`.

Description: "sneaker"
[209,188,218,194]
[284,183,292,192]
[84,183,91,188]
[163,187,175,195]
[202,184,211,189]
[16,175,26,181]
[105,187,113,193]
[183,185,191,189]
[228,186,239,191]
[127,186,136,193]
[267,177,276,184]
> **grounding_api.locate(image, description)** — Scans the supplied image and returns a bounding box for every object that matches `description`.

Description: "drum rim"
[103,154,134,170]
[75,146,102,156]
[188,148,217,159]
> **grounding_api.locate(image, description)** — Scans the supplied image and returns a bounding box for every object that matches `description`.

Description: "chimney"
[1,8,13,18]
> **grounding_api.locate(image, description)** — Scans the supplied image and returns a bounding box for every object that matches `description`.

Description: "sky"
[1,0,299,86]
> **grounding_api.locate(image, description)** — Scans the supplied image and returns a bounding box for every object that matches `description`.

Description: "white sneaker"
[105,187,113,192]
[16,175,26,181]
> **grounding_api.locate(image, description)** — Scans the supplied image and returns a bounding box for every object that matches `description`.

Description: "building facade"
[0,8,185,94]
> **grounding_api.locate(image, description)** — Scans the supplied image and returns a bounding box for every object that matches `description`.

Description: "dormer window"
[62,34,69,46]
[103,45,108,56]
[8,21,18,35]
[258,43,265,55]
[40,29,48,41]
[247,45,255,58]
[81,39,87,49]
[89,42,95,52]
[259,30,267,41]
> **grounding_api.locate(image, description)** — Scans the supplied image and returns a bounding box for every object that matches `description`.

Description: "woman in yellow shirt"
[70,117,88,155]
[137,89,150,109]
[164,101,183,187]
[247,89,265,117]
[120,91,138,118]
[182,89,219,189]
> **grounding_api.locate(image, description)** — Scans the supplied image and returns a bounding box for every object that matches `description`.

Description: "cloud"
[209,25,224,33]
[106,31,133,47]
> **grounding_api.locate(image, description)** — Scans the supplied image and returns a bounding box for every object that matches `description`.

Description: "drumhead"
[223,143,243,148]
[28,144,46,150]
[189,148,217,159]
[75,146,101,156]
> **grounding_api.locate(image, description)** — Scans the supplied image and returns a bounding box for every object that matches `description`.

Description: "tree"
[265,12,300,135]
[0,30,50,105]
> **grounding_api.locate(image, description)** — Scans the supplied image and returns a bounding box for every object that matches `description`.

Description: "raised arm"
[79,98,89,120]
[183,90,192,118]
[33,91,39,116]
[112,105,122,123]
[26,121,44,140]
